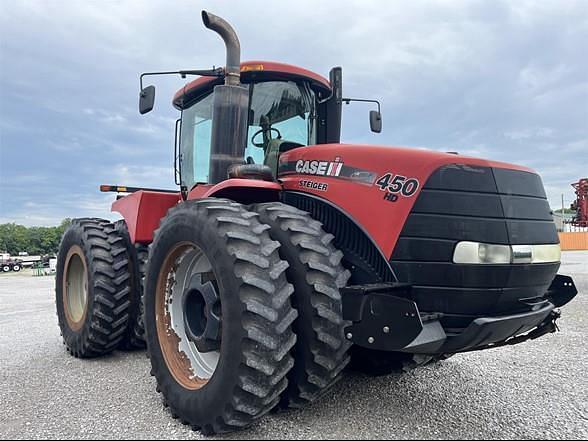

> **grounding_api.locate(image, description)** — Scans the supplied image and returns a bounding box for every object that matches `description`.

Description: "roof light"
[241,64,264,72]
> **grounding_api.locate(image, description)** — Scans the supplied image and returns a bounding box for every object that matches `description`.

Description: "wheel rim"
[63,246,88,330]
[156,242,221,390]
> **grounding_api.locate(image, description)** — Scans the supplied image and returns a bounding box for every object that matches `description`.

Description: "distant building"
[553,212,576,232]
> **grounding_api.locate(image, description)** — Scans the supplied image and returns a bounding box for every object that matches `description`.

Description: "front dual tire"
[144,199,298,434]
[253,202,352,408]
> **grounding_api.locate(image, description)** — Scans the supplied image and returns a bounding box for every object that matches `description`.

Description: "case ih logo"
[295,158,344,177]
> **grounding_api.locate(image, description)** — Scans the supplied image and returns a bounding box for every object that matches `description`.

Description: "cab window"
[179,93,214,187]
[245,81,316,164]
[179,81,317,189]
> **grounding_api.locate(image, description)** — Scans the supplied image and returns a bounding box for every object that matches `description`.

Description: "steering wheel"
[251,127,282,148]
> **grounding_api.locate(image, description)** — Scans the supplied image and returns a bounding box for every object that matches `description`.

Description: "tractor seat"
[228,164,275,182]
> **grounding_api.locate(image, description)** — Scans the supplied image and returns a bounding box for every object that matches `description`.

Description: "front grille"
[390,164,560,321]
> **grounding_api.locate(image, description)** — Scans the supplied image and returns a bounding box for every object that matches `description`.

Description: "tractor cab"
[174,66,328,188]
[167,60,360,192]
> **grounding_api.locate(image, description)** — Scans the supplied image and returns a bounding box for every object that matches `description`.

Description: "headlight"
[453,242,561,265]
[530,244,561,263]
[454,242,511,264]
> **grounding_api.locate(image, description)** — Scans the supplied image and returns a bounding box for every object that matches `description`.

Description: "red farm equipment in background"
[571,178,588,227]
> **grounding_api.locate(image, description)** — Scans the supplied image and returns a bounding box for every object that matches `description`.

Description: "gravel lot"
[1,252,586,440]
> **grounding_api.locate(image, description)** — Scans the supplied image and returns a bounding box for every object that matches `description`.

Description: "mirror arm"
[140,67,225,91]
[342,97,381,113]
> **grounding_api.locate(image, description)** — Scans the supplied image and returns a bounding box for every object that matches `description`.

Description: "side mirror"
[370,110,382,133]
[139,85,156,115]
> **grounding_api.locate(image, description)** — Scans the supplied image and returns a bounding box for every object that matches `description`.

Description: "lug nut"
[346,333,353,340]
[383,326,390,334]
[368,337,375,344]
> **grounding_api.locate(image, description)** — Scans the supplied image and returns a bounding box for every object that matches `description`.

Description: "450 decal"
[375,173,420,201]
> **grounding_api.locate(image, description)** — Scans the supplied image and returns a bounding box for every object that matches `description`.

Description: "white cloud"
[1,0,587,224]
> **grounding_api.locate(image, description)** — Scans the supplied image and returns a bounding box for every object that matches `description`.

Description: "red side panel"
[279,144,535,258]
[112,191,181,244]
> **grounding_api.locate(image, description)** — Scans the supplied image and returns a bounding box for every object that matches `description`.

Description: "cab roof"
[172,60,332,110]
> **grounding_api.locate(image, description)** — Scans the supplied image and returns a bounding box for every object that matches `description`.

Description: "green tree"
[0,219,72,256]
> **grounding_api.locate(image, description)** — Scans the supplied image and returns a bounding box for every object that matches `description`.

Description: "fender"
[188,178,282,205]
[283,191,397,284]
[112,179,282,244]
[112,191,181,244]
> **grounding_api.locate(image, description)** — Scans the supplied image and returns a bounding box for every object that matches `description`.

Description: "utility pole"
[562,193,565,232]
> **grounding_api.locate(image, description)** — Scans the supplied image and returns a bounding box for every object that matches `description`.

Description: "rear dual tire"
[56,218,132,358]
[114,220,148,350]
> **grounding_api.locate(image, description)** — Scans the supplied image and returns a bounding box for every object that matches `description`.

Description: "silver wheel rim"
[65,253,88,324]
[164,245,220,383]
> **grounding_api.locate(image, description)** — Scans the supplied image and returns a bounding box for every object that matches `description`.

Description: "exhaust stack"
[201,10,249,184]
[201,11,241,86]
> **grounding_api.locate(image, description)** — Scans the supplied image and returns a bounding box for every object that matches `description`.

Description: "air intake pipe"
[202,10,249,184]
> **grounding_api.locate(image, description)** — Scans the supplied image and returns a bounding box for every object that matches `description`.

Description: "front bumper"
[342,274,578,355]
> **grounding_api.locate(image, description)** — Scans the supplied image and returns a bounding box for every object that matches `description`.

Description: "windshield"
[180,80,316,188]
[245,81,317,165]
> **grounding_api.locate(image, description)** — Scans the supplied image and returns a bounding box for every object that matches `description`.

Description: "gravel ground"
[1,252,586,440]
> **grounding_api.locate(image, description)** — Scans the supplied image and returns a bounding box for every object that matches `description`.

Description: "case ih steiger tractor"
[56,11,578,435]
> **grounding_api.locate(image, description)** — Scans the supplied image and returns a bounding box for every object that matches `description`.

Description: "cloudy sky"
[1,0,587,226]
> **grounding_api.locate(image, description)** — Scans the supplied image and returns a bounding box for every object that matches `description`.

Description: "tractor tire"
[253,202,352,409]
[2,265,10,272]
[12,264,21,272]
[114,220,147,350]
[134,243,149,342]
[56,218,132,358]
[144,199,297,435]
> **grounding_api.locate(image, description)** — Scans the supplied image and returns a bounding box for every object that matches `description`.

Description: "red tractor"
[56,11,578,435]
[571,178,588,227]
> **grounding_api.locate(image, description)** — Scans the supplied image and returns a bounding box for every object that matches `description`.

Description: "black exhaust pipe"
[202,11,249,184]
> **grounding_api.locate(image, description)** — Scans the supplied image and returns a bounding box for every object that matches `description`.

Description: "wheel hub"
[156,244,222,390]
[182,273,221,353]
[63,245,88,331]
